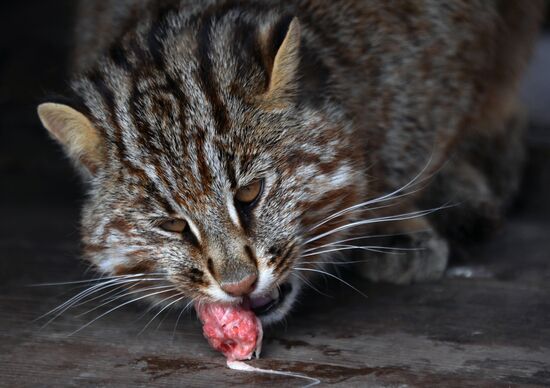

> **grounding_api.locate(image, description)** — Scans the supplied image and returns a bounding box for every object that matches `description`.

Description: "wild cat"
[37,0,542,326]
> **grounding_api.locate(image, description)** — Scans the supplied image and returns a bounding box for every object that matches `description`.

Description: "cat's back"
[72,0,542,188]
[73,0,151,72]
[73,1,541,75]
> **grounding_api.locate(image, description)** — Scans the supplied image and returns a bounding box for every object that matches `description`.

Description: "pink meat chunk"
[195,302,263,361]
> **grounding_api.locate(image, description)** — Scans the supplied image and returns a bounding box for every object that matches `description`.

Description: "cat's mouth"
[247,282,293,317]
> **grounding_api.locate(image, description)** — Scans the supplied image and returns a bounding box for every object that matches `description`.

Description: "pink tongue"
[195,302,263,361]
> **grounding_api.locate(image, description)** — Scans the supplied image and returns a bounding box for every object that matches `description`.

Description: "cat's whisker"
[37,278,170,329]
[29,273,167,287]
[311,259,375,265]
[71,282,141,308]
[302,231,430,253]
[293,267,368,299]
[94,284,145,307]
[82,262,97,278]
[39,276,168,323]
[290,272,333,298]
[309,184,429,233]
[136,295,173,322]
[135,289,183,321]
[172,298,197,341]
[305,205,452,246]
[69,288,178,336]
[76,284,175,318]
[138,294,185,336]
[302,245,424,258]
[155,298,183,332]
[305,243,425,253]
[308,155,436,232]
[36,277,136,324]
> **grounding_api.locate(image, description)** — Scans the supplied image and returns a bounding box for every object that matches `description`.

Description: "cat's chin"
[252,276,301,326]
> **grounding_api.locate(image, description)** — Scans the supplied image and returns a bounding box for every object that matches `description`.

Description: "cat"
[37,0,543,325]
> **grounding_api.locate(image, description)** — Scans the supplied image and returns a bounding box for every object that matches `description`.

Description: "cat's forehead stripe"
[195,18,230,135]
[226,193,241,229]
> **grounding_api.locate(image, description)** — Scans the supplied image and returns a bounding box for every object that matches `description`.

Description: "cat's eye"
[159,219,187,233]
[235,179,263,205]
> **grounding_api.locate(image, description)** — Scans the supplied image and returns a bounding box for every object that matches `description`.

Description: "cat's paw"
[358,231,449,284]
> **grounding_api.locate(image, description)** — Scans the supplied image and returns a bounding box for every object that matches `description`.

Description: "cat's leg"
[358,104,526,284]
[355,138,517,284]
[357,215,449,284]
[422,158,503,245]
[355,153,501,284]
[424,102,527,245]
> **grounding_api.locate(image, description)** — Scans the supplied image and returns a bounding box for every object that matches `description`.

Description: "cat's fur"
[38,0,543,323]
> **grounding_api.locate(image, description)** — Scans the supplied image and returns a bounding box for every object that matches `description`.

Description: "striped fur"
[40,0,542,323]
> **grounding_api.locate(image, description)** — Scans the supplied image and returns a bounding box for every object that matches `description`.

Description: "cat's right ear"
[37,103,104,177]
[257,16,301,109]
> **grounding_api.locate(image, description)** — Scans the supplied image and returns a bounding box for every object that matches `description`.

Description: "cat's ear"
[258,16,301,108]
[37,102,104,177]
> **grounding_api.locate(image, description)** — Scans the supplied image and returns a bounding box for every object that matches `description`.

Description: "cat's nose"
[220,273,257,296]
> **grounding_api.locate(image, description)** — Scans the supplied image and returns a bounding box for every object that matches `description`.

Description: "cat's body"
[38,0,542,323]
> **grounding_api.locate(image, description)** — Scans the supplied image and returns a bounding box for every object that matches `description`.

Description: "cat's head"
[38,11,365,324]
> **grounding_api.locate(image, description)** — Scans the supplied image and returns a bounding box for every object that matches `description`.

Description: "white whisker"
[139,294,185,335]
[290,272,333,298]
[76,284,174,318]
[303,230,430,253]
[29,273,166,287]
[308,155,436,233]
[37,277,135,324]
[72,282,140,308]
[172,298,196,340]
[69,288,178,336]
[312,259,373,265]
[37,276,169,327]
[136,290,179,321]
[309,185,428,233]
[293,267,368,299]
[155,298,183,331]
[301,245,423,257]
[305,205,451,245]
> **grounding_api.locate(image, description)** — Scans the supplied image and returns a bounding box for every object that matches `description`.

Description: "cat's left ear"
[257,16,301,108]
[37,102,104,177]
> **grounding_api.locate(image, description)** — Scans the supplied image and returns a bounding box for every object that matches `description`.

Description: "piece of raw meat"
[195,302,263,361]
[196,302,320,386]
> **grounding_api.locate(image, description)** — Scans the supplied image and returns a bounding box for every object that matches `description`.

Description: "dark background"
[1,2,549,386]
